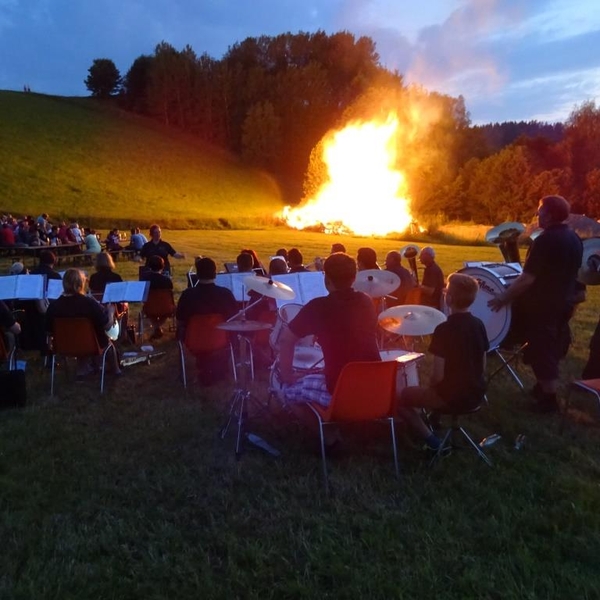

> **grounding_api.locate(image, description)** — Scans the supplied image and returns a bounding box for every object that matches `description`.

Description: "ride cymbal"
[243,275,296,300]
[353,269,400,298]
[378,304,447,336]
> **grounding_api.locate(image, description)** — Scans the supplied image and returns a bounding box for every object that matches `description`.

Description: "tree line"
[84,32,600,224]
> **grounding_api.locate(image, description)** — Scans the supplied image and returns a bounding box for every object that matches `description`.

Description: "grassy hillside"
[0,91,283,229]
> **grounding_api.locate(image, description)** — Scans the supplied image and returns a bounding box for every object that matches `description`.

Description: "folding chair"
[429,403,493,467]
[306,360,399,494]
[0,333,16,370]
[138,289,176,342]
[179,313,237,388]
[560,379,600,433]
[49,317,116,395]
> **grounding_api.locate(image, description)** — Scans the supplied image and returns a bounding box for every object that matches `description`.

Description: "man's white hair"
[421,246,435,258]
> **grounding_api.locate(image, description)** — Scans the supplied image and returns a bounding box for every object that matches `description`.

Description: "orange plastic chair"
[138,289,176,342]
[305,360,399,493]
[178,313,237,388]
[560,379,600,433]
[49,317,115,395]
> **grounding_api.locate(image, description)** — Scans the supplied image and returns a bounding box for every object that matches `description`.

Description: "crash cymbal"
[485,222,525,244]
[243,275,296,300]
[353,269,400,297]
[378,304,447,336]
[578,237,600,285]
[217,320,273,332]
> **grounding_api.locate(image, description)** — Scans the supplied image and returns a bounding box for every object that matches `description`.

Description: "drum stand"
[487,342,528,389]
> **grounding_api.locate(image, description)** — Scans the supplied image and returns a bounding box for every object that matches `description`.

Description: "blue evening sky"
[0,0,598,123]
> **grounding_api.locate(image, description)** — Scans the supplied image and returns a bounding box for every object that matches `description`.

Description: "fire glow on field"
[282,114,413,236]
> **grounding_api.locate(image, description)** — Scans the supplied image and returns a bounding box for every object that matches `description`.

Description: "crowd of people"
[0,197,594,454]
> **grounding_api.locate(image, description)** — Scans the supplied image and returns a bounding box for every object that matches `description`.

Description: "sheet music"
[215,273,253,302]
[102,281,150,303]
[0,275,46,300]
[272,272,327,307]
[46,279,64,300]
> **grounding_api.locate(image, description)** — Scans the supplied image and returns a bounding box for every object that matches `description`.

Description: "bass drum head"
[458,267,512,348]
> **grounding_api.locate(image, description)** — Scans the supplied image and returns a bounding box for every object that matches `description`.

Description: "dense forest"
[85,32,600,224]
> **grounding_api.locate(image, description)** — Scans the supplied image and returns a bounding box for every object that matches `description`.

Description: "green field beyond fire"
[0,91,283,229]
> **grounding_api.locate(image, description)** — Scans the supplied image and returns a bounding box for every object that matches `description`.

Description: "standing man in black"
[489,195,583,412]
[140,224,185,277]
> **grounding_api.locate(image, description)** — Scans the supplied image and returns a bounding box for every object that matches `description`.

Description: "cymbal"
[485,222,525,244]
[378,304,447,336]
[353,269,400,297]
[217,320,273,332]
[243,275,296,300]
[578,237,600,285]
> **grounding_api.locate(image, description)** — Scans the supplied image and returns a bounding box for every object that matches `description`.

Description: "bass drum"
[456,263,522,349]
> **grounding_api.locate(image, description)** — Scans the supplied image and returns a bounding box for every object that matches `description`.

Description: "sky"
[0,0,599,124]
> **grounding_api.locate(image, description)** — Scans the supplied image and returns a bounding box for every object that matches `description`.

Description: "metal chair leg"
[389,417,400,478]
[318,420,329,495]
[458,427,493,467]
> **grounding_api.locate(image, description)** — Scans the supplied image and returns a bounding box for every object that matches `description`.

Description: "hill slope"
[0,91,283,228]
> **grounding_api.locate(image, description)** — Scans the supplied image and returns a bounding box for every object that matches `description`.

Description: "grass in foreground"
[1,232,599,598]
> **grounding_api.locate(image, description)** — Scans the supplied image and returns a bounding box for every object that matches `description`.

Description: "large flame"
[282,114,413,236]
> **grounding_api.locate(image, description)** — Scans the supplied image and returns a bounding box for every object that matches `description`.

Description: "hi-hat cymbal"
[243,275,296,300]
[217,320,273,332]
[378,304,447,336]
[353,269,400,297]
[485,222,525,244]
[578,237,600,285]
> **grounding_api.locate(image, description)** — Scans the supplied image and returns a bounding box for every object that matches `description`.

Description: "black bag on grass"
[0,370,27,409]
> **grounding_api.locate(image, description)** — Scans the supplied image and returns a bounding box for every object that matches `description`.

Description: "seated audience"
[128,227,148,252]
[84,228,102,254]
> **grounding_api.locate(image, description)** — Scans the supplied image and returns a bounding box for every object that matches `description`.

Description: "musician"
[384,251,416,305]
[0,300,21,354]
[356,247,379,271]
[140,255,173,340]
[399,273,489,450]
[140,224,185,276]
[176,257,238,385]
[45,269,120,377]
[278,252,380,407]
[418,246,445,309]
[288,248,309,273]
[489,195,583,412]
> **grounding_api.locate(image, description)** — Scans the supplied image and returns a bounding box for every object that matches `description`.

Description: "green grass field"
[1,230,600,599]
[0,91,283,229]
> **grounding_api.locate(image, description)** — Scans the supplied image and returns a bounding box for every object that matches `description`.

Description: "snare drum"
[379,349,424,392]
[457,263,522,348]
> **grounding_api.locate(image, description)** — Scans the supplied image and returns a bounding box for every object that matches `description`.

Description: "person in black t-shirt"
[489,195,582,412]
[278,252,380,407]
[140,224,185,276]
[399,273,489,449]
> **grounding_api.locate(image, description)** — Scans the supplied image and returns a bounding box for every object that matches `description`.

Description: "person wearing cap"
[176,257,238,385]
[140,225,185,276]
[489,195,583,412]
[418,246,445,310]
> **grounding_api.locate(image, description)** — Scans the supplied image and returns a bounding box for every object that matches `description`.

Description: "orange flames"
[282,114,414,236]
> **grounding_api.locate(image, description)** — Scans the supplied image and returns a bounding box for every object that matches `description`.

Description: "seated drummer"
[398,273,489,450]
[177,257,238,385]
[45,269,120,377]
[278,252,380,407]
